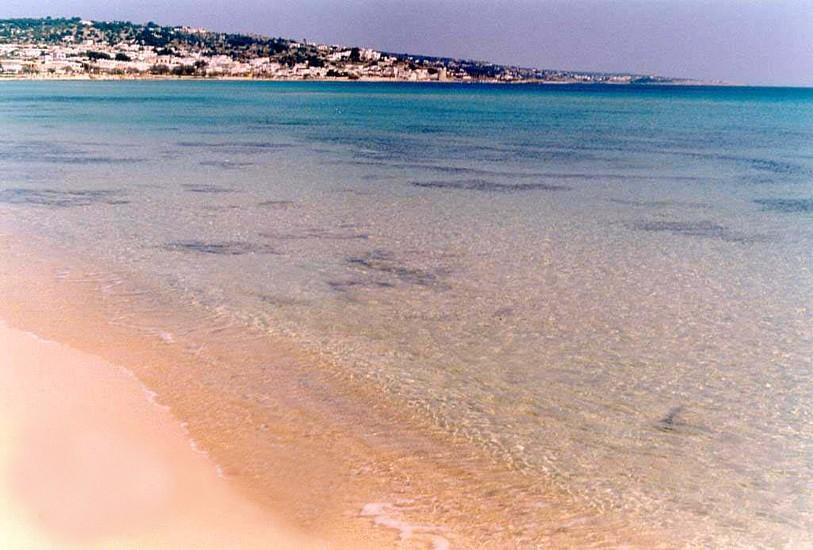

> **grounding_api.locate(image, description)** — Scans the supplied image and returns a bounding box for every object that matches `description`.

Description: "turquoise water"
[1,81,812,545]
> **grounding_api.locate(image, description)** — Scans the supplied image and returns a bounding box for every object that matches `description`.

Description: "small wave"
[361,502,450,550]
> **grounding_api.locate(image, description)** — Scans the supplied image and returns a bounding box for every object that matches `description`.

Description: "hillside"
[0,17,679,83]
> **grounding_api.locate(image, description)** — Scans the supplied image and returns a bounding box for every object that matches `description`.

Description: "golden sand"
[0,321,321,548]
[0,228,661,548]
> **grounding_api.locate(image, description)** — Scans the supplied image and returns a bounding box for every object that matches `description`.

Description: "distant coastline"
[0,17,698,85]
[0,74,710,85]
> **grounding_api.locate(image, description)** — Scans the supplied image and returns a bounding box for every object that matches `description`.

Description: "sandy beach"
[0,320,319,549]
[0,220,660,549]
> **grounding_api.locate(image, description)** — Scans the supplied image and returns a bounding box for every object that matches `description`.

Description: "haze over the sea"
[4,0,812,87]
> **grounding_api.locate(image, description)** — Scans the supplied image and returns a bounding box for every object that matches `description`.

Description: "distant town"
[0,17,690,84]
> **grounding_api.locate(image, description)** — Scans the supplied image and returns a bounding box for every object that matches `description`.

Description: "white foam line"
[2,319,228,480]
[177,419,228,479]
[361,502,451,550]
[0,319,59,346]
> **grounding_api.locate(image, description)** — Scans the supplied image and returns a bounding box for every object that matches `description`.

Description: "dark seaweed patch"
[742,175,778,185]
[403,124,445,135]
[261,228,368,241]
[0,188,126,207]
[683,152,810,181]
[610,199,710,209]
[333,188,374,196]
[654,405,709,435]
[542,173,705,182]
[359,174,397,181]
[199,160,255,169]
[250,118,320,129]
[412,164,501,176]
[182,183,235,194]
[754,198,813,213]
[0,140,144,165]
[570,144,810,176]
[176,141,292,152]
[325,159,391,168]
[333,137,596,165]
[202,204,241,211]
[346,249,443,287]
[488,146,593,163]
[680,154,803,176]
[328,157,701,183]
[742,158,802,175]
[634,220,723,237]
[656,406,685,432]
[164,240,279,255]
[57,156,145,165]
[327,279,396,293]
[256,293,310,306]
[631,220,770,243]
[410,179,570,192]
[257,200,295,208]
[323,134,429,163]
[395,163,553,179]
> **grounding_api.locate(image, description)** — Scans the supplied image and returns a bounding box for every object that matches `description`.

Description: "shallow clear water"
[1,81,812,545]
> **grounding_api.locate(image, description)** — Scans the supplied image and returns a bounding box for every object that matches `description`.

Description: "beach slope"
[0,321,318,549]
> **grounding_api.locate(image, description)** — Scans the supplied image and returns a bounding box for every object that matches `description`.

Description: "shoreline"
[0,319,319,548]
[0,224,661,547]
[0,74,713,85]
[0,226,406,548]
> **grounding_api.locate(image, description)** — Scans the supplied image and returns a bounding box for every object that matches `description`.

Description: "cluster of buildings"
[0,19,670,84]
[0,40,456,80]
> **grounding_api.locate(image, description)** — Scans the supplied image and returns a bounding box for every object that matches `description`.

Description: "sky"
[4,0,812,86]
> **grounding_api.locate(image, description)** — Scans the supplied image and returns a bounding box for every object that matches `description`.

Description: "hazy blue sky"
[5,0,812,85]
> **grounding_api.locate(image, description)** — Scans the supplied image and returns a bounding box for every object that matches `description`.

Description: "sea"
[1,81,811,547]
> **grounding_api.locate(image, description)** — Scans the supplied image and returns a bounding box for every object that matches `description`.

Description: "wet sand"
[0,224,665,548]
[0,321,320,549]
